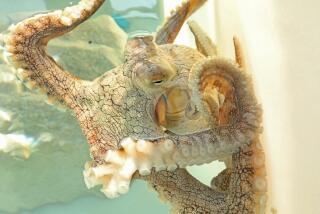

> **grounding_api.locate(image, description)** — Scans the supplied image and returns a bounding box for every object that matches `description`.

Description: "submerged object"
[0,133,34,158]
[4,0,266,213]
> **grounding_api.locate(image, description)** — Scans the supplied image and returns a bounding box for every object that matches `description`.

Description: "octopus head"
[124,35,211,134]
[124,35,177,96]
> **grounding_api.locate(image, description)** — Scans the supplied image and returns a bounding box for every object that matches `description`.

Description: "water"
[0,1,223,213]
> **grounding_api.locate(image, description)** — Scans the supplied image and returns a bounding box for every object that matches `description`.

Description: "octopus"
[4,0,267,213]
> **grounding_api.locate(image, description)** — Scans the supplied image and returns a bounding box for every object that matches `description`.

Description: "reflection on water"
[0,0,167,214]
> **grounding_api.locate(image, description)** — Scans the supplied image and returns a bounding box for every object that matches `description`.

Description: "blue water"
[18,181,168,214]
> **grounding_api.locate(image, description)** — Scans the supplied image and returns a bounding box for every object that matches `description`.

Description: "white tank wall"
[165,0,320,213]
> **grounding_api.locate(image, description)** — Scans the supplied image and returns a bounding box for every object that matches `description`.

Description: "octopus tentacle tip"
[102,189,119,199]
[104,150,124,165]
[118,181,130,194]
[119,159,137,179]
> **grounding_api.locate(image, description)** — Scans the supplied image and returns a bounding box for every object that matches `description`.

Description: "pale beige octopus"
[4,0,266,213]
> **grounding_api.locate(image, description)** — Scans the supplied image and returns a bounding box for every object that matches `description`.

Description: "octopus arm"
[82,126,253,199]
[187,20,218,56]
[138,138,267,214]
[155,0,207,45]
[5,0,105,108]
[189,57,262,147]
[233,36,246,68]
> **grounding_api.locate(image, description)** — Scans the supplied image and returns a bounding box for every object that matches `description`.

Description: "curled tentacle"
[155,0,207,45]
[5,0,105,108]
[189,57,262,146]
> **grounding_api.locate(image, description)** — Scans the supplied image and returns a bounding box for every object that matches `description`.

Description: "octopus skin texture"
[4,0,267,213]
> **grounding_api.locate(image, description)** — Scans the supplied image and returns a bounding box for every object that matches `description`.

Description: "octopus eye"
[152,79,164,85]
[132,56,177,92]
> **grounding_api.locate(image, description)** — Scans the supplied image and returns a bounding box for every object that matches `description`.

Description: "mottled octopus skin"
[4,0,266,213]
[137,138,266,214]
